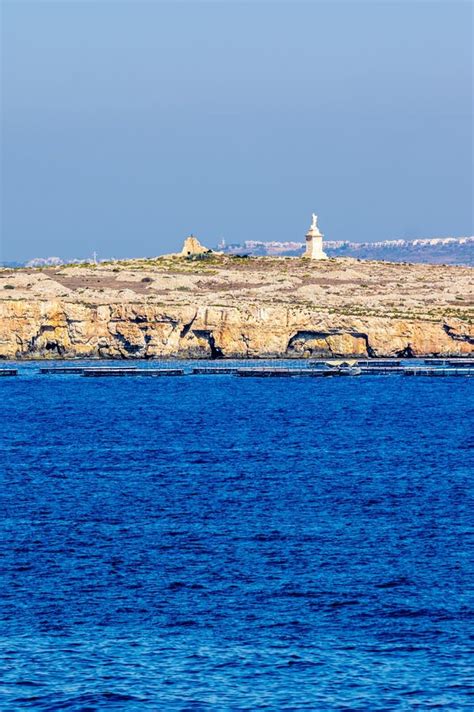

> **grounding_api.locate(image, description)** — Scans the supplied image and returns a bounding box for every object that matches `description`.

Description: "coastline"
[1,257,473,360]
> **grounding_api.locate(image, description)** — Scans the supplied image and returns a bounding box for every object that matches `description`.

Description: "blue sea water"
[1,362,473,710]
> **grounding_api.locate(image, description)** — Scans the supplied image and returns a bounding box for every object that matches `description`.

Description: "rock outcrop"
[0,300,472,360]
[0,256,472,359]
[180,235,211,257]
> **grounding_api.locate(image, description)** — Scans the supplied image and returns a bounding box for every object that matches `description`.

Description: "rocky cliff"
[0,256,472,359]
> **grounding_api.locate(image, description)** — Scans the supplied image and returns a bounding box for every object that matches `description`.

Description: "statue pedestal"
[304,228,327,260]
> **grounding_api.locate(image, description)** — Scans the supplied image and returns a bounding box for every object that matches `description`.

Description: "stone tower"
[304,213,327,260]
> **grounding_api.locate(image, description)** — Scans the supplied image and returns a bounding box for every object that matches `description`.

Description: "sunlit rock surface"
[0,255,472,359]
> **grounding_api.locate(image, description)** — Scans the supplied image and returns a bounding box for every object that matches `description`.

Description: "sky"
[1,0,472,262]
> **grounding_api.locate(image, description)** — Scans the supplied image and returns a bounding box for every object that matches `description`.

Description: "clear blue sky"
[1,0,472,261]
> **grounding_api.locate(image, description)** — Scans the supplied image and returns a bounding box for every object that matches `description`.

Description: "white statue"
[305,211,327,259]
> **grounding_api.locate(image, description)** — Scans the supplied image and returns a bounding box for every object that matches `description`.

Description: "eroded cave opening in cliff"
[286,330,375,358]
[192,330,224,359]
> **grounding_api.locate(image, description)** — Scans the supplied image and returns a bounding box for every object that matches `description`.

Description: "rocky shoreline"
[1,300,472,360]
[1,257,472,359]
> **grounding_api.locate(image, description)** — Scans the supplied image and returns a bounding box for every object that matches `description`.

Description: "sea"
[1,361,473,710]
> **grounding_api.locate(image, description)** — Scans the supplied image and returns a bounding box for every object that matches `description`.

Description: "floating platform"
[310,359,403,368]
[192,367,238,375]
[356,360,403,368]
[236,366,474,377]
[425,359,474,367]
[11,364,474,379]
[41,367,90,374]
[404,367,474,377]
[40,366,140,374]
[358,366,407,374]
[236,368,336,377]
[82,368,184,377]
[360,366,474,376]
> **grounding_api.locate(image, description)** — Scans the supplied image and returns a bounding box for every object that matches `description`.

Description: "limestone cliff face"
[0,299,472,359]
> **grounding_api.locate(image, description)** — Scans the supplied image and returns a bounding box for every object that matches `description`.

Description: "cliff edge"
[0,255,472,359]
